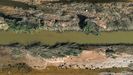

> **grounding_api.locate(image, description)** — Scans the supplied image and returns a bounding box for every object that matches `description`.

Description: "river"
[0,31,132,45]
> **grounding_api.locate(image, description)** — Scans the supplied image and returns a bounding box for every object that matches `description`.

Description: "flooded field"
[0,31,132,45]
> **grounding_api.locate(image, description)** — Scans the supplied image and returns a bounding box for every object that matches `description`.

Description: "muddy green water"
[0,66,130,75]
[0,31,132,45]
[0,0,35,9]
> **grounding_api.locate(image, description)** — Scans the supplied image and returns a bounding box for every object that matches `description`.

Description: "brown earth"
[0,46,133,75]
[0,6,16,15]
[21,49,133,70]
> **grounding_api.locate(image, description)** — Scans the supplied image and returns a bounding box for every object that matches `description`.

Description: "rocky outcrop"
[0,17,9,30]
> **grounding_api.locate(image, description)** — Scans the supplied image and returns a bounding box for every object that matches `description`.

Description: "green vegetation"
[107,14,133,31]
[11,48,23,60]
[27,47,82,58]
[11,48,22,55]
[0,2,132,35]
[83,20,100,35]
[7,20,41,33]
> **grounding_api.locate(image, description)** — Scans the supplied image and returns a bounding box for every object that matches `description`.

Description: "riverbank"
[0,2,132,34]
[0,44,133,75]
[23,50,133,70]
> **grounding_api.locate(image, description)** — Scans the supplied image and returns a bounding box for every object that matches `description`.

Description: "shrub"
[108,19,129,31]
[83,19,100,35]
[6,20,40,33]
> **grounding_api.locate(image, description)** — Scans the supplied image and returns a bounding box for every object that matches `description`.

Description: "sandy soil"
[0,46,133,70]
[24,53,48,70]
[0,6,16,15]
[21,49,133,70]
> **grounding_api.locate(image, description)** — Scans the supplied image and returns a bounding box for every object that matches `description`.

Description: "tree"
[83,19,100,35]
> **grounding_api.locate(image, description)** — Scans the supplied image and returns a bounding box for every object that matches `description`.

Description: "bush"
[83,19,100,35]
[108,19,129,31]
[7,20,40,33]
